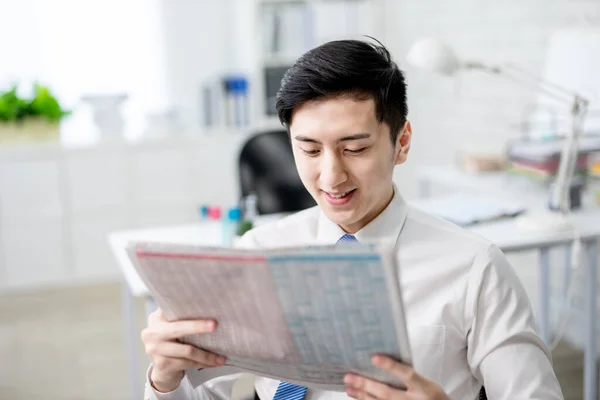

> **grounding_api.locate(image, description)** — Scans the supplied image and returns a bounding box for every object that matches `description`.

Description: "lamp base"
[515,210,574,232]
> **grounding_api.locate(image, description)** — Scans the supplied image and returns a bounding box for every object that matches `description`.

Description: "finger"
[346,388,361,400]
[153,356,211,375]
[155,341,226,367]
[159,319,217,340]
[344,374,401,400]
[346,388,377,400]
[372,355,426,391]
[346,388,407,400]
[149,308,164,323]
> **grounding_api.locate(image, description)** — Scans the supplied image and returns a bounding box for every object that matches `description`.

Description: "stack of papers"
[411,194,526,227]
[127,241,412,391]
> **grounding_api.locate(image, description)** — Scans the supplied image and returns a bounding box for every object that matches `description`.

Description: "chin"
[323,207,360,228]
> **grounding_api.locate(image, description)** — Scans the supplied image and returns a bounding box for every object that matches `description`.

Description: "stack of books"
[590,152,600,179]
[506,136,600,182]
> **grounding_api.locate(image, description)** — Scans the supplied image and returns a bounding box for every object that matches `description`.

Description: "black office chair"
[238,129,316,215]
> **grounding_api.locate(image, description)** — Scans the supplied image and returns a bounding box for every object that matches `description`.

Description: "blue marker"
[199,205,209,220]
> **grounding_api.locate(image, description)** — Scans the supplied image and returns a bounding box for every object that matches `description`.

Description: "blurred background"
[1,0,600,399]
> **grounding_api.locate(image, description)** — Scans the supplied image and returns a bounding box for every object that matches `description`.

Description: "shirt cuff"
[146,365,194,400]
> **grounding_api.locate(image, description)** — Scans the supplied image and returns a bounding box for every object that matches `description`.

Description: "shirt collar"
[316,184,408,245]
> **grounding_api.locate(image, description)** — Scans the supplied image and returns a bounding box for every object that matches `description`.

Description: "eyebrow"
[293,133,371,144]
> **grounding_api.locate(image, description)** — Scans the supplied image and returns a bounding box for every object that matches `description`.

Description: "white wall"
[0,0,46,86]
[385,0,600,199]
[159,0,235,130]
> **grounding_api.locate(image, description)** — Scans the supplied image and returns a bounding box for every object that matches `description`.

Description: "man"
[141,39,564,400]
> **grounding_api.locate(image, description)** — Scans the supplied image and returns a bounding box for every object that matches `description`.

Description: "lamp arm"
[502,63,588,102]
[462,61,590,107]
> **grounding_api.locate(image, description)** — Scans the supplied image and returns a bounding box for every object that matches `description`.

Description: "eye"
[301,149,320,156]
[345,147,367,154]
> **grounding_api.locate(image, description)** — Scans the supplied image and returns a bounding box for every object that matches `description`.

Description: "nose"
[319,150,348,189]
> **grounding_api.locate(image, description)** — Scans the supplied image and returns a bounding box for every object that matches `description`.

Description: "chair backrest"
[238,129,316,215]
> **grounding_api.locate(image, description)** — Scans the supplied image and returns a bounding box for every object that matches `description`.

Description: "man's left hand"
[344,355,451,400]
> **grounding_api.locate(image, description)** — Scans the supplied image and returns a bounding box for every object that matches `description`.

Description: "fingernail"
[216,356,226,365]
[344,374,354,384]
[204,321,216,331]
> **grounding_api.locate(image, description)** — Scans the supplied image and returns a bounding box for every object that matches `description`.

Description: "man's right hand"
[142,308,227,393]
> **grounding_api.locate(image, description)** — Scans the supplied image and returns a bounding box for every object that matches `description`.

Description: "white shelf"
[232,0,385,127]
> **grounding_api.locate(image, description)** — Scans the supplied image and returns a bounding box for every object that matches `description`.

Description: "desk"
[418,165,544,202]
[418,165,600,400]
[109,203,600,400]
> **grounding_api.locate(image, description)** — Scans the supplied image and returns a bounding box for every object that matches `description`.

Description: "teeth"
[330,191,350,199]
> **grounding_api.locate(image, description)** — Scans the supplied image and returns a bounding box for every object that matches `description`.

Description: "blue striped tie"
[337,233,358,244]
[272,381,307,400]
[272,234,358,400]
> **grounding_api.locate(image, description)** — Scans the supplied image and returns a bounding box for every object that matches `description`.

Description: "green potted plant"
[0,83,71,143]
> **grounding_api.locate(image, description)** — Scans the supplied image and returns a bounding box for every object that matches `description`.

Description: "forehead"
[289,96,383,139]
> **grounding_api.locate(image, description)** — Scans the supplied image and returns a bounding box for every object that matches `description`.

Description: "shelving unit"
[231,0,386,128]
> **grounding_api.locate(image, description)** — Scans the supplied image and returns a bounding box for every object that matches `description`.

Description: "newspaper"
[126,241,412,392]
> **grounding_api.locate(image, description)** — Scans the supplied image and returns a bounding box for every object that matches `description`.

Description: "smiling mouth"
[326,189,355,199]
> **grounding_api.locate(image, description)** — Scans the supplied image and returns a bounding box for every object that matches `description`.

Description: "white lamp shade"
[406,38,461,76]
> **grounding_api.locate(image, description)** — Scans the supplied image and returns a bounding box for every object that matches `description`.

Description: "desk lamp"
[407,38,590,231]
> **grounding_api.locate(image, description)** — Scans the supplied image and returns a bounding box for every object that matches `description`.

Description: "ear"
[394,121,412,165]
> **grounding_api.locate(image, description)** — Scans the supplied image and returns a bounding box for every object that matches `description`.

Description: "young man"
[141,39,564,400]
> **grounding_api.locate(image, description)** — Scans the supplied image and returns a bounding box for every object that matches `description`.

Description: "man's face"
[289,96,412,233]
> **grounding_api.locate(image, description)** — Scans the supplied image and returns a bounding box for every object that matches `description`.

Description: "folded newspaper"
[127,241,412,392]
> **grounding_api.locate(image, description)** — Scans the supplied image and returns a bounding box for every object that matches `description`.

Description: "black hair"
[275,38,408,144]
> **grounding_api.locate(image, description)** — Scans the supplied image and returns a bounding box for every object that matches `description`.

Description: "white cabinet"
[130,148,192,206]
[70,212,132,281]
[0,158,64,220]
[66,149,130,213]
[2,215,69,288]
[0,149,69,290]
[0,134,245,291]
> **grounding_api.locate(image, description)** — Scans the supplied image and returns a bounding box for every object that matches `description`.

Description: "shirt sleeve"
[465,244,564,400]
[145,365,246,400]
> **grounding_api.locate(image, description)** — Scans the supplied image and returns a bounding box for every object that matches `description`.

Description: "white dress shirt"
[145,188,564,400]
